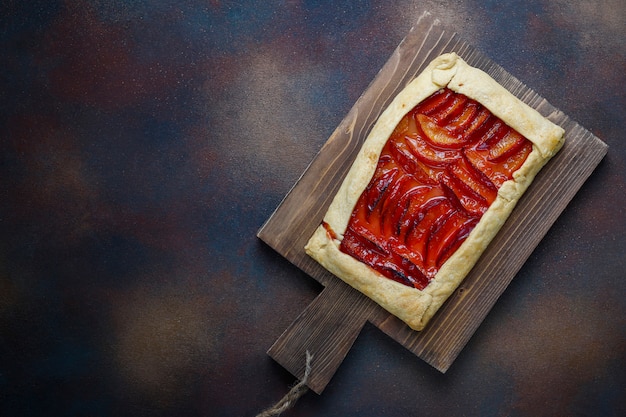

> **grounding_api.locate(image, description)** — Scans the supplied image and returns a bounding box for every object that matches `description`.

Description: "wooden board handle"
[267,278,378,394]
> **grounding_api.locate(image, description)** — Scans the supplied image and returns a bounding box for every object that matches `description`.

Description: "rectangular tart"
[305,53,565,331]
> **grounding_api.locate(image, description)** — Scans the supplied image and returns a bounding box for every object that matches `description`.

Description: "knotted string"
[256,351,312,417]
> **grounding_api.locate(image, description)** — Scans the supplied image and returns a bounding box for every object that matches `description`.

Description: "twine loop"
[256,351,312,417]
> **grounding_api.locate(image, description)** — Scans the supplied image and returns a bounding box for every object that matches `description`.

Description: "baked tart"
[305,53,564,331]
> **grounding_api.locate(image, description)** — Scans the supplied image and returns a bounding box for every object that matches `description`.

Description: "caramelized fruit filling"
[338,88,533,290]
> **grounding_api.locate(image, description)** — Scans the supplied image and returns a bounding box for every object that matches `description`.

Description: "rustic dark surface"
[1,1,624,416]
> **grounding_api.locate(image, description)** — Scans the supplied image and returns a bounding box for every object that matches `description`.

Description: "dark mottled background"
[1,1,624,416]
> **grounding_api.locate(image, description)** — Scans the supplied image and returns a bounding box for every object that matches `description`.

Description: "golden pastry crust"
[305,53,564,331]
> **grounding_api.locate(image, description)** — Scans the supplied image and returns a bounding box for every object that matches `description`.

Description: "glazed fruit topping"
[339,88,533,290]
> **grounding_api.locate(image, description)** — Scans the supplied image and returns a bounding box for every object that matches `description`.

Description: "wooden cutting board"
[257,11,608,394]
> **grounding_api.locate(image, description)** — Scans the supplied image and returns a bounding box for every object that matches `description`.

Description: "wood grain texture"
[257,12,608,394]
